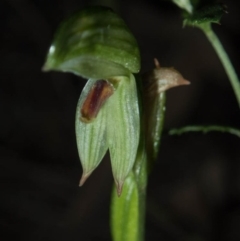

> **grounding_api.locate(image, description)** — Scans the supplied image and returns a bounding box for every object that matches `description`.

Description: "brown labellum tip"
[154,58,161,69]
[115,181,124,197]
[79,172,91,186]
[80,80,114,123]
[41,65,49,72]
[178,78,190,86]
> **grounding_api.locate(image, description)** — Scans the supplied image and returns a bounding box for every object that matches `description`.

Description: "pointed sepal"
[106,74,140,193]
[75,79,109,185]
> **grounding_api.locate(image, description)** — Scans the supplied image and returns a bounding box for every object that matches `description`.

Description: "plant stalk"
[199,23,240,108]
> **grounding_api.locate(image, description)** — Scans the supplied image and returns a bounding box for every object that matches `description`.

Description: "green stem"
[169,125,240,138]
[110,169,145,241]
[199,23,240,108]
[132,131,147,241]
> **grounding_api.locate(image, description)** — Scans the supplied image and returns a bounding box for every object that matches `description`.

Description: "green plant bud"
[43,6,140,79]
[143,59,190,164]
[106,74,140,195]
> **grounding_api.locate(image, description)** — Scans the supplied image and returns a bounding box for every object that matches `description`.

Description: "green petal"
[106,74,140,193]
[43,6,140,79]
[75,79,108,185]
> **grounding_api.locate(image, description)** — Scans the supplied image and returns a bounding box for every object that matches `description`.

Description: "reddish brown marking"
[80,80,114,122]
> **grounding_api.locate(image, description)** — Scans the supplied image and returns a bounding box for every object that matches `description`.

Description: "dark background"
[1,0,240,240]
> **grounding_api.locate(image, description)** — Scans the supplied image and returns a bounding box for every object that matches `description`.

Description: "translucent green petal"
[106,74,140,192]
[75,79,108,185]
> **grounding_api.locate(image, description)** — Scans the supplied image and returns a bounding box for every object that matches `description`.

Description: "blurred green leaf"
[183,3,227,26]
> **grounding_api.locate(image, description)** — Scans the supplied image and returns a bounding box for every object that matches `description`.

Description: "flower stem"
[199,23,240,108]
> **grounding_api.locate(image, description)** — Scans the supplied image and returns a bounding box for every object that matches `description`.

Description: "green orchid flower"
[43,6,141,195]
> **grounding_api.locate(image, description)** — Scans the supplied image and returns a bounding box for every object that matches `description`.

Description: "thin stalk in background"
[198,23,240,108]
[169,125,240,138]
[172,1,240,106]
